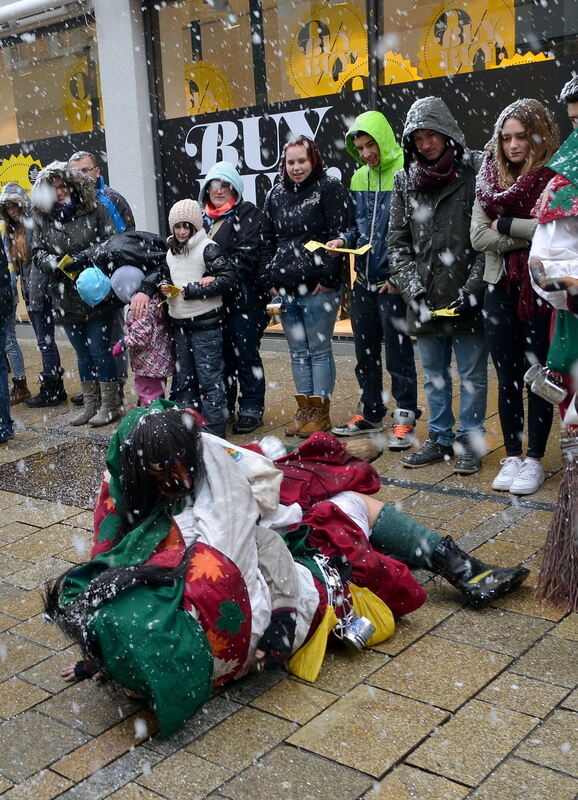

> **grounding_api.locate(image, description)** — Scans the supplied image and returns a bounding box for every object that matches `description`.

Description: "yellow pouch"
[430,307,459,318]
[157,285,181,306]
[287,604,338,683]
[57,254,80,281]
[349,584,395,646]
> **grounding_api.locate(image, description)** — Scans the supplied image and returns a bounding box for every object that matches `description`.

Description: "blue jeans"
[5,311,25,380]
[28,302,61,377]
[0,318,14,440]
[281,289,340,397]
[351,284,419,421]
[172,322,228,437]
[223,308,268,419]
[63,311,117,383]
[417,332,488,446]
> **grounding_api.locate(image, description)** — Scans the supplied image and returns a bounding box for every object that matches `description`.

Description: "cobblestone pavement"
[0,334,576,800]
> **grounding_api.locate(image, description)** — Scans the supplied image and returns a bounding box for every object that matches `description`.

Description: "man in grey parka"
[388,97,488,474]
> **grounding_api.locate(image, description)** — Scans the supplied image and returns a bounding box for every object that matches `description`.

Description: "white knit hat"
[168,199,203,233]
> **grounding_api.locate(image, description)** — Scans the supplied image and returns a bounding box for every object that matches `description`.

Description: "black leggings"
[484,281,553,459]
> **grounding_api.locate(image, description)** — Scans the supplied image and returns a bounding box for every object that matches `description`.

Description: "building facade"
[0,0,576,233]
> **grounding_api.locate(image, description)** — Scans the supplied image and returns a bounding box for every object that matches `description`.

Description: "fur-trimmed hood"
[0,182,30,223]
[31,160,98,217]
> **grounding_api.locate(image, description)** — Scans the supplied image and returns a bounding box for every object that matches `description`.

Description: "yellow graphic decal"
[383,51,422,85]
[486,50,554,69]
[63,55,101,133]
[286,3,368,98]
[184,62,234,116]
[0,154,42,193]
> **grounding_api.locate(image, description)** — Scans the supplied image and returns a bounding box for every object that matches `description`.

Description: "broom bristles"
[535,428,578,612]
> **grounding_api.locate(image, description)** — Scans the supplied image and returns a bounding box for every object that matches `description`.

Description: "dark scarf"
[409,146,458,191]
[477,156,554,321]
[52,191,79,222]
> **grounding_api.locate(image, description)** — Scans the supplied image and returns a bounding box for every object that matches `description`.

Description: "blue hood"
[199,162,244,206]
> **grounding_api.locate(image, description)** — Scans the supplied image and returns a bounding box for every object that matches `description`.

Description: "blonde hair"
[492,99,559,188]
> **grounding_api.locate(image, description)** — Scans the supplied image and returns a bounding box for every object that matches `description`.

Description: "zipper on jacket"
[365,168,381,285]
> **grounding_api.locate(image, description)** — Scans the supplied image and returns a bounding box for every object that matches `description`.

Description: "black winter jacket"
[260,173,349,294]
[0,241,11,319]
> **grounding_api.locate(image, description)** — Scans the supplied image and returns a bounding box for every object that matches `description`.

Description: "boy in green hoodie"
[328,111,419,449]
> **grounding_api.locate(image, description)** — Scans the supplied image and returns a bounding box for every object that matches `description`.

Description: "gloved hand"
[447,290,476,316]
[411,292,434,323]
[111,340,125,358]
[255,608,297,670]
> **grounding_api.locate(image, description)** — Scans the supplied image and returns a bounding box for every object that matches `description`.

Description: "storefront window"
[0,16,101,146]
[155,0,256,120]
[263,0,368,102]
[377,0,575,87]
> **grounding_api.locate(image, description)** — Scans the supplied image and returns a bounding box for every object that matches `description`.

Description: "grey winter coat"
[0,182,48,313]
[388,97,485,336]
[31,162,114,323]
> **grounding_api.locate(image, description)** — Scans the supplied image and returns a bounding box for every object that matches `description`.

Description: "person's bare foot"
[61,661,102,682]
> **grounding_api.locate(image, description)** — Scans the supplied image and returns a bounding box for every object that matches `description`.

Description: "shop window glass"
[0,17,101,146]
[263,0,368,102]
[377,0,573,87]
[155,0,255,120]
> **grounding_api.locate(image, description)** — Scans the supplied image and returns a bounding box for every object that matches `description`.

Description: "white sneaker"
[509,459,545,496]
[492,456,523,491]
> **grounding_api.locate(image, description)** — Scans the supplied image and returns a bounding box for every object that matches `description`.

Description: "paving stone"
[0,710,89,782]
[365,764,469,800]
[187,707,296,772]
[106,784,163,800]
[0,553,31,578]
[468,756,578,800]
[497,523,549,549]
[10,614,72,650]
[0,522,39,545]
[368,634,511,711]
[0,676,50,717]
[219,667,286,706]
[1,769,72,800]
[249,677,337,723]
[407,699,539,786]
[0,499,80,527]
[222,746,372,800]
[137,750,233,799]
[562,688,578,711]
[0,587,45,620]
[288,685,448,778]
[477,672,569,718]
[373,585,458,656]
[0,581,23,605]
[0,524,87,562]
[18,645,82,693]
[56,747,164,800]
[299,645,388,695]
[52,712,158,782]
[551,612,578,641]
[515,709,578,777]
[510,635,578,688]
[36,681,142,735]
[0,612,17,632]
[0,490,26,511]
[0,632,50,681]
[433,606,553,656]
[6,556,73,590]
[472,538,541,565]
[490,581,567,621]
[63,511,93,531]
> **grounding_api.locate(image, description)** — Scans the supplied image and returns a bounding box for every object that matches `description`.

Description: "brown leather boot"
[10,378,31,405]
[299,396,331,437]
[284,394,310,436]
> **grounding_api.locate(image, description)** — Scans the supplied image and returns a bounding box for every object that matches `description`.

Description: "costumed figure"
[44,403,529,738]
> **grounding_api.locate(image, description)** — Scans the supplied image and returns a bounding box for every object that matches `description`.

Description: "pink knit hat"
[168,199,203,233]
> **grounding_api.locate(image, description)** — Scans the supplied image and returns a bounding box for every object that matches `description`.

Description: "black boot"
[429,536,529,609]
[25,372,67,408]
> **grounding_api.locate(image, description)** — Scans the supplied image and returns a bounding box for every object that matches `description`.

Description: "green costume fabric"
[370,504,442,567]
[59,398,213,739]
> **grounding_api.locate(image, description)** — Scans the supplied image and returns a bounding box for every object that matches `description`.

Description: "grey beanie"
[110,266,145,304]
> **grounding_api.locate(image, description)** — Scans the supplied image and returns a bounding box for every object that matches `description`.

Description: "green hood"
[345,111,403,191]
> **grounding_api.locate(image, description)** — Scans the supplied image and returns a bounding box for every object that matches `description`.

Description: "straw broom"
[536,427,578,611]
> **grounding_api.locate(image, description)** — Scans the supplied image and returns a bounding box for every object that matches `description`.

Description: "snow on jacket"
[155,228,236,321]
[123,299,174,378]
[260,172,349,294]
[0,182,49,314]
[200,162,266,313]
[341,111,404,288]
[31,162,115,323]
[0,239,11,318]
[388,97,485,336]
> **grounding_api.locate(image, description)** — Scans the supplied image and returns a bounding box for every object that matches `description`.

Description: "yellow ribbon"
[304,240,372,255]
